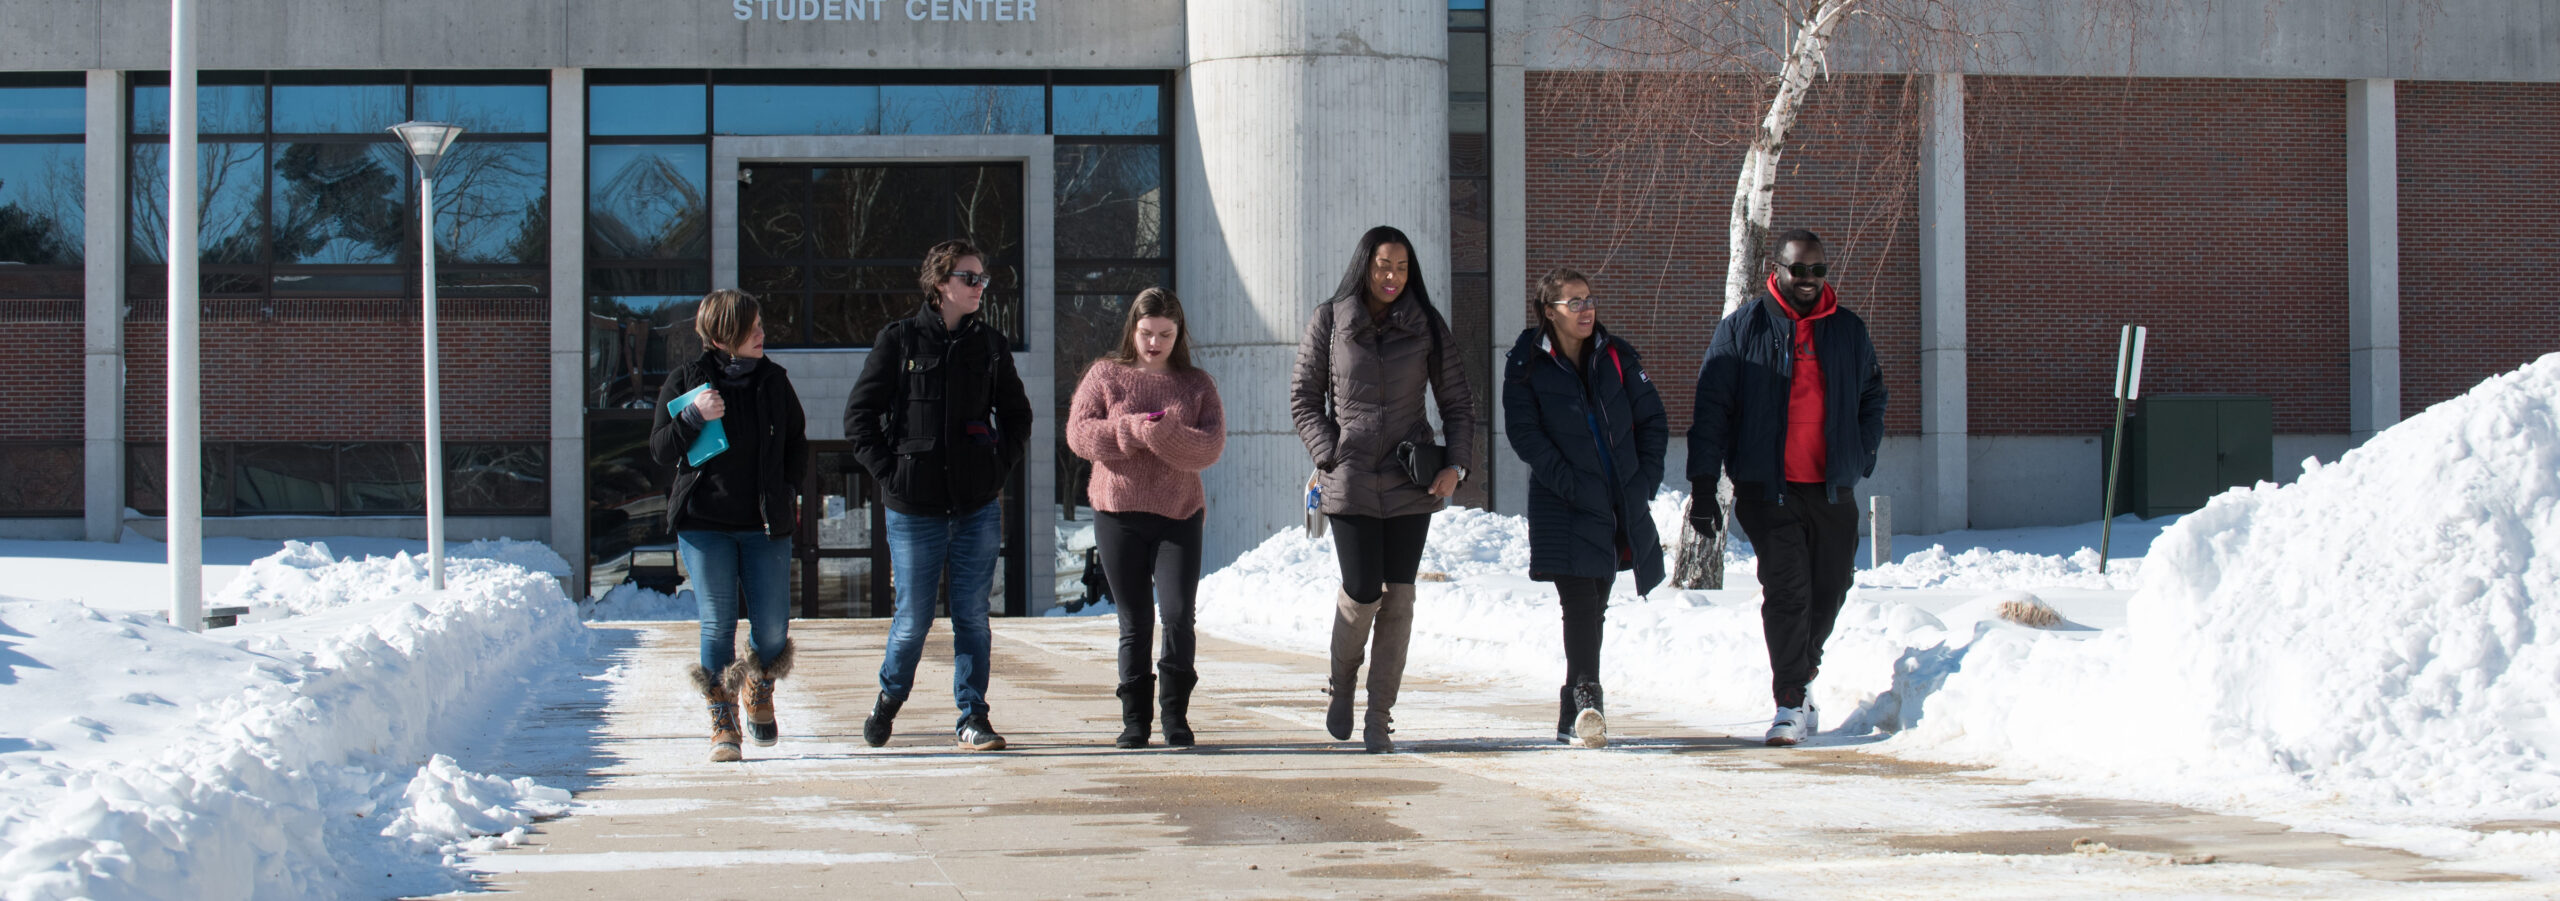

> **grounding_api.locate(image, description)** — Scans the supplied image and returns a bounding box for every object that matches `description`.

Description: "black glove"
[1687,496,1722,538]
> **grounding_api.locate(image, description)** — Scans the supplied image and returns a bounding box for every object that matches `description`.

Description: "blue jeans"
[880,501,1003,727]
[678,529,794,676]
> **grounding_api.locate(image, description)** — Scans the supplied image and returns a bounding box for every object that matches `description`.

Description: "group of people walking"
[647,224,1886,762]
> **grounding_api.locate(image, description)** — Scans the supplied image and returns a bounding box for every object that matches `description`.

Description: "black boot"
[1572,682,1608,749]
[1115,676,1155,749]
[1159,667,1199,747]
[862,691,902,748]
[1556,684,1577,744]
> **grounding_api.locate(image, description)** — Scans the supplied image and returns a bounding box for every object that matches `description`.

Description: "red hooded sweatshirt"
[1768,274,1837,484]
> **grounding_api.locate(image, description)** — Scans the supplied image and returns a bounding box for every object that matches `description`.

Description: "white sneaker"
[1765,703,1817,746]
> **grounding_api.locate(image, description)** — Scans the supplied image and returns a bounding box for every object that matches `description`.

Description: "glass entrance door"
[742,161,1029,616]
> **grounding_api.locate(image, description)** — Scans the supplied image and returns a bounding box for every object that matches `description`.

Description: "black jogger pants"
[1325,512,1433,604]
[1733,481,1858,709]
[1552,575,1610,687]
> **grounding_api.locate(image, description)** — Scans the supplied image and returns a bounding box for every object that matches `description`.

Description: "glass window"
[231,442,338,514]
[879,85,1042,135]
[125,443,233,516]
[1051,85,1159,136]
[271,84,405,134]
[1055,144,1163,260]
[584,412,673,578]
[433,141,548,264]
[0,144,82,265]
[588,144,708,260]
[340,442,425,513]
[0,87,84,135]
[585,286,708,410]
[414,84,548,134]
[129,143,268,264]
[132,84,268,134]
[589,84,706,136]
[448,443,547,513]
[0,443,81,516]
[714,84,881,135]
[271,142,408,265]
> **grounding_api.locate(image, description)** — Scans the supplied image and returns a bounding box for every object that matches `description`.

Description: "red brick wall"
[2397,81,2560,416]
[1965,78,2349,434]
[0,302,83,441]
[123,298,548,443]
[1523,72,1923,435]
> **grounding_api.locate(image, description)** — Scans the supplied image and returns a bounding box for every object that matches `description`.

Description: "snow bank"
[211,538,569,617]
[1899,353,2560,824]
[0,544,585,900]
[580,581,697,622]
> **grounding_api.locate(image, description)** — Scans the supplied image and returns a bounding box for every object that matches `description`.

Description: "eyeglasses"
[1777,261,1829,279]
[1546,297,1598,313]
[946,270,993,288]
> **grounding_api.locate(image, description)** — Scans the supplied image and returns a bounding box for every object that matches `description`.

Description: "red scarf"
[1769,275,1836,484]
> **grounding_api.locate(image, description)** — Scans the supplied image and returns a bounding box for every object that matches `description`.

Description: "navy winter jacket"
[1503,325,1668,594]
[1685,295,1888,501]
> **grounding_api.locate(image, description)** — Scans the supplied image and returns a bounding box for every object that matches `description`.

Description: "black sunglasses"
[1777,261,1829,279]
[945,270,993,288]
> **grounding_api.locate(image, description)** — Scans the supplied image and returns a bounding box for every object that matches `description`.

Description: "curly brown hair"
[917,238,984,310]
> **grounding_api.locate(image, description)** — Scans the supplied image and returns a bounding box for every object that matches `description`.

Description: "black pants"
[1325,513,1432,604]
[1733,482,1858,709]
[1094,509,1205,685]
[1552,575,1609,686]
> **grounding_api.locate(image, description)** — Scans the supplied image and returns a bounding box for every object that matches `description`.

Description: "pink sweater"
[1066,361,1226,519]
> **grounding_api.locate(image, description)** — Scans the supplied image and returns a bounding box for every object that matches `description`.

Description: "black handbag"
[1393,441,1446,489]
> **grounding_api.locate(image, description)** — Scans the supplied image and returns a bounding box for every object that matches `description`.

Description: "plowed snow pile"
[1899,352,2560,823]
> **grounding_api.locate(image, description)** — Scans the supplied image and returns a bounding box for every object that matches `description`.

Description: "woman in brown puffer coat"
[1289,224,1479,753]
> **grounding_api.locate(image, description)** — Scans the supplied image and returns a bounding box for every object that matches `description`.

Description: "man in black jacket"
[1687,229,1888,747]
[842,239,1033,752]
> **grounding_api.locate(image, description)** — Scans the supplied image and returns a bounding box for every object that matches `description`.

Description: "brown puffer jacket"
[1290,293,1480,519]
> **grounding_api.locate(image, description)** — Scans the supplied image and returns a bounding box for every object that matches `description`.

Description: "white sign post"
[167,0,202,631]
[2099,324,2148,574]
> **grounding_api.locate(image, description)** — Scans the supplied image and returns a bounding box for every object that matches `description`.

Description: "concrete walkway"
[434,619,2543,899]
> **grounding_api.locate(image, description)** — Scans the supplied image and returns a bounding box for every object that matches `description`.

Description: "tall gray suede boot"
[1364,583,1416,753]
[1327,588,1380,741]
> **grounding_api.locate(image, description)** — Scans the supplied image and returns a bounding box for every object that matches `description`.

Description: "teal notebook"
[667,384,730,466]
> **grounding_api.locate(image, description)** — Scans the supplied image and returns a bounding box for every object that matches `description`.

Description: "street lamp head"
[388,121,466,176]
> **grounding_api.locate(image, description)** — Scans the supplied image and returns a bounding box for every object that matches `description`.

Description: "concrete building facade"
[1,0,2554,612]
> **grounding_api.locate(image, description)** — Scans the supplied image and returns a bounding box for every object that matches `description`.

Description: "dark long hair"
[1099,287,1196,373]
[1328,225,1435,313]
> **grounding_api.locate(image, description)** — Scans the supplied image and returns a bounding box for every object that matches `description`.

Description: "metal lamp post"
[390,121,465,590]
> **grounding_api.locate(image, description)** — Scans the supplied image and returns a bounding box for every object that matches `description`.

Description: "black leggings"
[1325,513,1432,604]
[1552,575,1609,686]
[1093,509,1205,684]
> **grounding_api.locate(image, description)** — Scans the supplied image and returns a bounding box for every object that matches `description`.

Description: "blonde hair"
[694,289,760,352]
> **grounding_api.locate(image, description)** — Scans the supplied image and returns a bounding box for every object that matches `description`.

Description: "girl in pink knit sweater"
[1065,288,1227,748]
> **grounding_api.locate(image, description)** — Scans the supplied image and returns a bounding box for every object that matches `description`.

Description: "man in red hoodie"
[1686,229,1889,747]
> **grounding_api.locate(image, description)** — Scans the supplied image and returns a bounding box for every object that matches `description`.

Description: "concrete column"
[1916,72,1967,535]
[2347,77,2400,441]
[83,70,126,542]
[1178,1,1450,569]
[1489,0,1529,517]
[548,68,586,595]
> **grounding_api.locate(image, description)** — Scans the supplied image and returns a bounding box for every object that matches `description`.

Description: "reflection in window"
[232,443,338,515]
[340,442,425,512]
[434,141,548,264]
[715,84,882,135]
[0,443,81,516]
[414,84,548,134]
[880,85,1042,135]
[0,87,84,135]
[585,291,707,410]
[584,413,673,579]
[1055,144,1163,259]
[131,84,267,134]
[271,83,405,134]
[588,145,708,260]
[128,143,268,264]
[271,142,408,265]
[589,84,706,136]
[0,144,82,266]
[449,443,548,513]
[1051,85,1160,136]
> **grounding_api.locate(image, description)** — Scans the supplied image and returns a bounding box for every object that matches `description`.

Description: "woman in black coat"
[1501,267,1668,748]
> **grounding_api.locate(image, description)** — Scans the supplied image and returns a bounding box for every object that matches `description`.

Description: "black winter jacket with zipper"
[842,303,1034,516]
[650,352,810,537]
[1686,295,1888,502]
[1504,324,1669,593]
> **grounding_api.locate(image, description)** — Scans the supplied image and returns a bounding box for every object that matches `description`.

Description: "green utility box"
[2101,394,2274,519]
